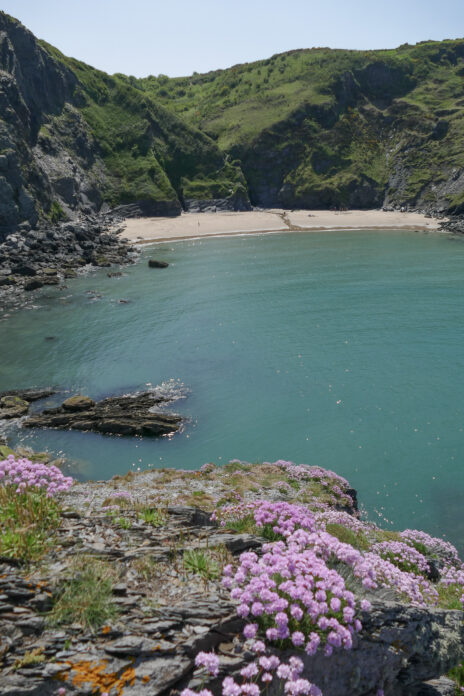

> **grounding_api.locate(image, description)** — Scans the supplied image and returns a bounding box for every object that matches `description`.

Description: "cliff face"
[0,13,249,237]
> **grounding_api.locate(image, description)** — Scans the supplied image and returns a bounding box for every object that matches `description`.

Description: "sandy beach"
[121,209,443,244]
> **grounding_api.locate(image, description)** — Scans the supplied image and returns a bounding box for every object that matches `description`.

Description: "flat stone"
[104,635,176,656]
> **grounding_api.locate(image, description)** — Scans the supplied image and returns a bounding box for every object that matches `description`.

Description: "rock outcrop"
[24,391,183,437]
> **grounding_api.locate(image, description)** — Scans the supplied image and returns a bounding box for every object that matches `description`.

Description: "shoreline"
[121,209,444,245]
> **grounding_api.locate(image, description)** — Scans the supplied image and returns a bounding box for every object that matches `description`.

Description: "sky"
[3,0,464,78]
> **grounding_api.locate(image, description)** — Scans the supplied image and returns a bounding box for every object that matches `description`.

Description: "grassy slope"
[137,41,464,209]
[39,41,246,207]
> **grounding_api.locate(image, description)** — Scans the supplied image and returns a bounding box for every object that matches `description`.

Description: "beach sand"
[121,209,443,244]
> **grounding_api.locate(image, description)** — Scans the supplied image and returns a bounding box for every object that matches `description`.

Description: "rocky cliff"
[0,13,249,238]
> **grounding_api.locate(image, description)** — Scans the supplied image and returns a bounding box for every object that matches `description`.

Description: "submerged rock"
[25,391,182,437]
[148,259,169,268]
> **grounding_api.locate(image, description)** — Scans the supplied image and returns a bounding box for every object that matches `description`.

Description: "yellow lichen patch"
[141,675,150,683]
[62,658,137,695]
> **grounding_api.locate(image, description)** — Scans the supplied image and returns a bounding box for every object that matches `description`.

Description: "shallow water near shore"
[1,229,464,551]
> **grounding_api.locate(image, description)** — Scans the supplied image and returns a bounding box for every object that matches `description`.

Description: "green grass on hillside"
[136,39,464,210]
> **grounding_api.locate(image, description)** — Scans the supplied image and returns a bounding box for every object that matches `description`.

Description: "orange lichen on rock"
[57,658,136,695]
[141,675,150,683]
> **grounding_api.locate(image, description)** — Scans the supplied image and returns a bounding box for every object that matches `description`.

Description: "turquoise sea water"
[1,229,463,551]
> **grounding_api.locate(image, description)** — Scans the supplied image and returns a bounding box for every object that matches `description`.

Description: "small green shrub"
[49,200,66,223]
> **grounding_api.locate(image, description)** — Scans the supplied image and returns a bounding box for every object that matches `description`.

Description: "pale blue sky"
[3,0,464,77]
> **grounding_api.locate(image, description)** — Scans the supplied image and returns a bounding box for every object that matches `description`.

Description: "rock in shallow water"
[24,391,182,437]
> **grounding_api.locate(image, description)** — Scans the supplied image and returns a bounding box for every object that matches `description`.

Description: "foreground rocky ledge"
[0,461,462,696]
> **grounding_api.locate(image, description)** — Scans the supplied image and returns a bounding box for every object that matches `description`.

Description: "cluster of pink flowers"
[363,551,439,605]
[372,540,431,575]
[223,540,364,656]
[314,509,370,534]
[267,460,354,507]
[213,500,318,538]
[291,528,439,606]
[440,564,464,607]
[182,647,322,696]
[0,456,73,497]
[400,529,460,563]
[214,498,449,607]
[269,461,350,489]
[399,529,464,607]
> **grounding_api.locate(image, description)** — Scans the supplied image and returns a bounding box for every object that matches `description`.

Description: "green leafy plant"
[183,549,220,581]
[117,516,132,529]
[138,507,166,527]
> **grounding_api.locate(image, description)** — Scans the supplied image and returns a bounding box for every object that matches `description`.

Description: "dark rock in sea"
[24,391,182,437]
[0,395,29,419]
[0,388,56,402]
[148,259,169,268]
